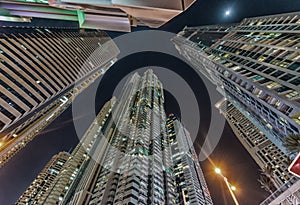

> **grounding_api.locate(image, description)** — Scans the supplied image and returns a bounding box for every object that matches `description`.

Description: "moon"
[225,10,231,16]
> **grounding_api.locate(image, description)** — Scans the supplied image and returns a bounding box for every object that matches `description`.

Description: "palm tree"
[258,175,276,193]
[283,133,300,154]
[260,165,274,179]
[258,165,277,193]
[284,157,294,167]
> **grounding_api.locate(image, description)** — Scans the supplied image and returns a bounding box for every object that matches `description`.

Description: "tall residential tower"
[17,69,213,205]
[173,11,300,204]
[173,12,300,147]
[16,152,70,204]
[216,98,296,189]
[167,114,213,205]
[0,26,119,167]
[0,27,118,132]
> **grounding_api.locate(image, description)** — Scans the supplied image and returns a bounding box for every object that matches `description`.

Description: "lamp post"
[215,167,239,205]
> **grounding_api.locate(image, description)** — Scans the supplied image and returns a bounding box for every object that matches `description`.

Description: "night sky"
[1,0,300,205]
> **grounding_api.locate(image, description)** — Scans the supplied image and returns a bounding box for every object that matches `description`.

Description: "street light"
[215,167,239,205]
[215,167,221,174]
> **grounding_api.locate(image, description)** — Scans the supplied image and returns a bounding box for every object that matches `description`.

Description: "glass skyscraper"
[17,69,213,205]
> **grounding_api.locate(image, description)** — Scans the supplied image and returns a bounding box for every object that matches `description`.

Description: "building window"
[290,77,300,86]
[280,74,295,81]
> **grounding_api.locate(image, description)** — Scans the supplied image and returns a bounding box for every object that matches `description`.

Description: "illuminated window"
[258,56,266,62]
[266,82,279,89]
[285,91,299,100]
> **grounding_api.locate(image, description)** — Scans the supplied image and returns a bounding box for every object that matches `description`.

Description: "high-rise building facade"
[173,12,300,153]
[0,0,197,32]
[16,151,70,205]
[0,27,118,133]
[216,98,296,189]
[173,12,300,204]
[166,114,213,205]
[0,71,107,168]
[62,70,177,205]
[41,97,116,204]
[0,26,119,167]
[17,69,213,205]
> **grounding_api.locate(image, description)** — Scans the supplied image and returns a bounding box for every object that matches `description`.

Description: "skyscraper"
[216,98,296,189]
[166,114,213,205]
[0,0,197,32]
[0,26,118,132]
[172,11,300,204]
[17,69,213,205]
[0,72,105,168]
[173,12,300,153]
[0,26,119,167]
[16,151,70,204]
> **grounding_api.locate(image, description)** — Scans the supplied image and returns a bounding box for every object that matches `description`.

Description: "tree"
[258,175,276,193]
[258,165,277,193]
[260,165,274,179]
[284,157,294,167]
[283,133,300,154]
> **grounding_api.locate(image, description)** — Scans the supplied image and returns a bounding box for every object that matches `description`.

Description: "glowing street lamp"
[215,167,221,174]
[231,185,237,191]
[215,167,239,205]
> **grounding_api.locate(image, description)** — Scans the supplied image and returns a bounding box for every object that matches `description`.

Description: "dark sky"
[1,0,300,205]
